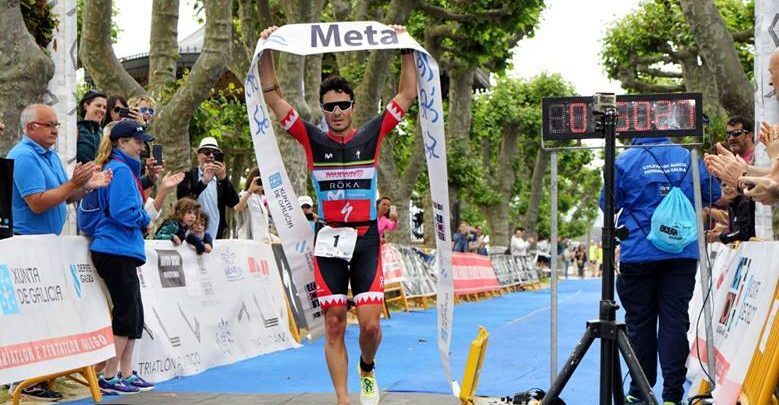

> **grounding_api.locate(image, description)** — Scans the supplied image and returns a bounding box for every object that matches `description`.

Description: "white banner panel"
[246,21,455,390]
[134,239,300,383]
[0,235,114,385]
[753,0,779,239]
[687,242,779,404]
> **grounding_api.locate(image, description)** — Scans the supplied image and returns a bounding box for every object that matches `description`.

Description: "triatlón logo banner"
[245,21,456,392]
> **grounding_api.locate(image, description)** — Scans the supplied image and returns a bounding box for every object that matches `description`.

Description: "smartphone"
[389,205,397,215]
[117,107,132,118]
[151,144,163,165]
[213,150,224,162]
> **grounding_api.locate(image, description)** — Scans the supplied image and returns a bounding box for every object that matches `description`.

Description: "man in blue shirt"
[7,104,111,236]
[5,104,111,400]
[600,137,720,405]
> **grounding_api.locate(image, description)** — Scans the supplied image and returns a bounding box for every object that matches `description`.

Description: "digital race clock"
[541,93,703,141]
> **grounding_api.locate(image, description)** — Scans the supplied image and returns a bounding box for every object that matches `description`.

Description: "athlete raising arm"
[258,24,417,405]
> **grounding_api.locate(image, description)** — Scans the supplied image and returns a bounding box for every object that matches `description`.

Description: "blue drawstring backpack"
[643,149,697,253]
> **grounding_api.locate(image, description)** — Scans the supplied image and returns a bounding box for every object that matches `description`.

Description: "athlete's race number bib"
[314,226,358,261]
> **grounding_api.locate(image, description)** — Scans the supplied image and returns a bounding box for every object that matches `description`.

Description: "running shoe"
[358,364,380,405]
[625,395,645,404]
[99,374,139,395]
[20,383,63,402]
[122,371,155,391]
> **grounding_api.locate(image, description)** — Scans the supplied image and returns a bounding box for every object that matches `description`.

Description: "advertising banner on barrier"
[686,242,779,403]
[0,158,13,239]
[0,235,114,385]
[451,253,501,296]
[381,244,406,285]
[134,240,300,383]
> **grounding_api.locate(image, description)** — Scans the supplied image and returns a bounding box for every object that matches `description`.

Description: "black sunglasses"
[321,101,354,113]
[200,149,218,156]
[727,129,747,138]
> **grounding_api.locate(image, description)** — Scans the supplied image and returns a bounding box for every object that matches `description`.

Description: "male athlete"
[259,25,417,405]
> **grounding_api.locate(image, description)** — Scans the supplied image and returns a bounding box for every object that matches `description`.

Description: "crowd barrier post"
[739,282,779,404]
[12,366,102,405]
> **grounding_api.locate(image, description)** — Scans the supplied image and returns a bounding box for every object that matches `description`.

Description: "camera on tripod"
[593,92,617,115]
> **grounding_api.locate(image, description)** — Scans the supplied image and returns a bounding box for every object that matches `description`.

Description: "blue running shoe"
[122,371,155,391]
[99,375,139,395]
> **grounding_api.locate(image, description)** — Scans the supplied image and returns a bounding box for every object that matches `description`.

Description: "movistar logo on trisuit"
[311,24,399,48]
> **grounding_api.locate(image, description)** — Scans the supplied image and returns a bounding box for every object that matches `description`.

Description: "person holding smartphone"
[376,196,398,244]
[234,167,273,241]
[176,136,239,239]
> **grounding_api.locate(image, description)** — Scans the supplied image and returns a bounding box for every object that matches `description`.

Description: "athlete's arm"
[391,26,418,112]
[259,26,293,121]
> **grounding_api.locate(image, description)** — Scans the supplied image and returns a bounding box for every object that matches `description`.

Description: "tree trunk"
[0,0,54,154]
[154,0,233,172]
[352,0,415,127]
[484,203,510,251]
[678,0,753,118]
[523,147,549,238]
[445,67,475,231]
[680,54,726,118]
[80,0,145,98]
[478,123,521,247]
[303,0,324,124]
[148,0,180,99]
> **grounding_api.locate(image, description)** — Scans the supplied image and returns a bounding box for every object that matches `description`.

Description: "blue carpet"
[67,278,676,403]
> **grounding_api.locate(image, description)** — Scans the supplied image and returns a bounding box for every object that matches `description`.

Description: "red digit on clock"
[569,102,588,133]
[633,101,651,131]
[654,100,672,130]
[616,101,630,132]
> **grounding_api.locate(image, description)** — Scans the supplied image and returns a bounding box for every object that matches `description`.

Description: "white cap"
[298,195,314,207]
[197,136,221,152]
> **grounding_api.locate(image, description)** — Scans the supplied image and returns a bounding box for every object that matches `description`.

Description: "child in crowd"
[154,197,199,244]
[186,211,213,255]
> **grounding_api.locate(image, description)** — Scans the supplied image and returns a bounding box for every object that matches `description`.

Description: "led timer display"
[542,93,703,140]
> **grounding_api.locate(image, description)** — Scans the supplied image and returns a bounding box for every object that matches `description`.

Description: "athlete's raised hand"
[260,26,279,40]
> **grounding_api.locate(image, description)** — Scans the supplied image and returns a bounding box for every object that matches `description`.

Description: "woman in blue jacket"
[600,137,720,405]
[90,119,156,394]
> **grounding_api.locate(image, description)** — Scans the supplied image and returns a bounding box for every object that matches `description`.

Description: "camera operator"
[177,137,239,239]
[601,136,720,405]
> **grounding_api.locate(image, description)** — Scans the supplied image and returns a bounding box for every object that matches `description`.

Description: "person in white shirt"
[510,226,530,256]
[234,167,272,242]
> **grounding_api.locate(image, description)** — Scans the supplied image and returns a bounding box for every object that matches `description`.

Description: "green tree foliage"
[468,74,601,241]
[602,0,753,89]
[601,0,753,141]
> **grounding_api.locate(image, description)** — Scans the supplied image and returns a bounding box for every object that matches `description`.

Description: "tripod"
[542,104,658,405]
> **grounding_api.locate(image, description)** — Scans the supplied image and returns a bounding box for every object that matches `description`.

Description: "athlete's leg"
[315,255,350,404]
[324,306,350,404]
[350,223,384,374]
[356,304,382,371]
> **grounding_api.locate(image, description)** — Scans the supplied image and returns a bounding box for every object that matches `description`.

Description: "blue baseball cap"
[110,119,155,142]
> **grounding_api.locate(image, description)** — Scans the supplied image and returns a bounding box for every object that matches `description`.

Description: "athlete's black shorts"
[313,222,384,309]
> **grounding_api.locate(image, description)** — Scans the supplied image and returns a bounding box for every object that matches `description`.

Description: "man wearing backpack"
[600,137,720,405]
